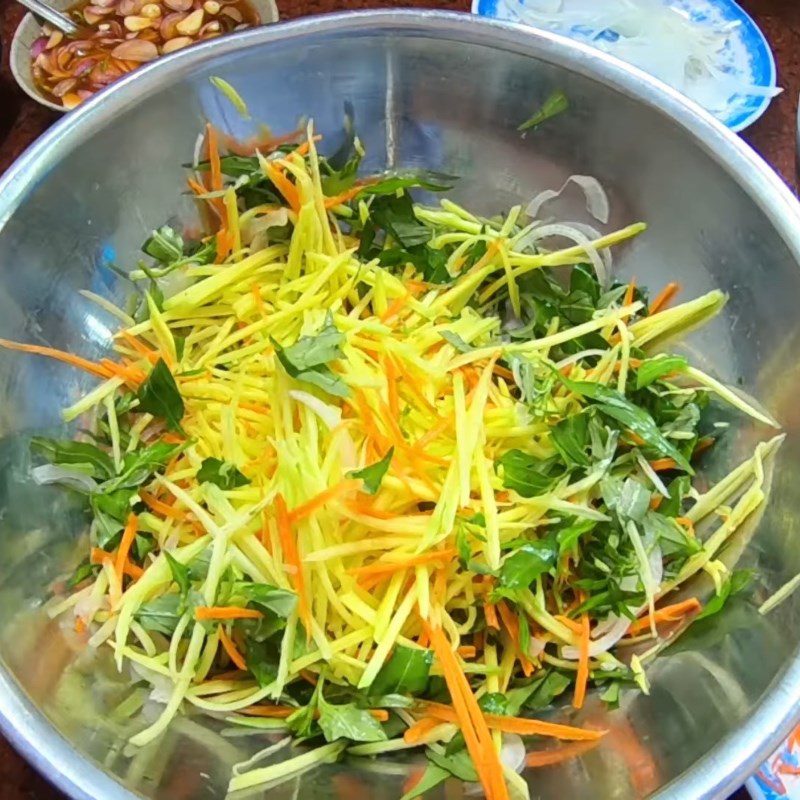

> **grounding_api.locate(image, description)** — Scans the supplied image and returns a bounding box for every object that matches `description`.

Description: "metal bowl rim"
[1,10,799,799]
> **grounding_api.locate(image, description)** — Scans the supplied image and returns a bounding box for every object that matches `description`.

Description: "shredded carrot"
[428,624,506,800]
[194,606,263,621]
[417,628,430,649]
[90,547,142,579]
[623,279,636,307]
[207,124,223,192]
[139,490,184,520]
[649,282,681,314]
[240,705,294,718]
[0,338,114,380]
[497,601,533,676]
[276,493,311,637]
[554,614,583,635]
[525,739,600,768]
[380,292,411,323]
[218,625,247,671]
[694,436,715,455]
[117,330,159,364]
[457,645,477,659]
[288,479,359,524]
[384,356,400,419]
[484,602,499,630]
[649,495,663,511]
[420,700,604,742]
[369,709,390,722]
[264,162,301,213]
[251,283,266,315]
[114,513,138,587]
[300,669,318,686]
[572,614,590,710]
[74,617,87,634]
[649,457,678,472]
[348,549,456,578]
[674,516,694,530]
[626,598,701,636]
[324,183,371,210]
[403,716,441,744]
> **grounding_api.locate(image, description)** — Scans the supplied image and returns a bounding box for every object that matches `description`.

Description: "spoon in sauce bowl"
[15,0,79,35]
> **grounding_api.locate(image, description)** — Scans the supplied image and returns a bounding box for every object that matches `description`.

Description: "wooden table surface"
[0,0,798,797]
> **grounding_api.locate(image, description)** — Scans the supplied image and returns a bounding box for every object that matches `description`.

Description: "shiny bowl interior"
[1,10,800,800]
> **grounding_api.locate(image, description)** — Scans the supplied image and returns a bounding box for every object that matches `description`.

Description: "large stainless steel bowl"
[1,10,799,800]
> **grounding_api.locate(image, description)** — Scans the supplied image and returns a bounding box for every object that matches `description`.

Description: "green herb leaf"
[143,226,184,264]
[348,448,394,495]
[90,487,136,546]
[245,638,280,688]
[696,569,754,620]
[273,319,350,398]
[499,539,558,589]
[102,441,181,492]
[165,552,191,607]
[599,682,621,709]
[426,747,478,782]
[556,518,597,556]
[362,170,456,197]
[551,412,591,467]
[478,692,509,716]
[234,581,297,618]
[635,355,689,389]
[67,561,98,588]
[505,670,571,714]
[30,437,115,481]
[399,764,449,800]
[496,450,561,498]
[196,457,250,489]
[136,359,185,432]
[440,331,475,354]
[369,644,433,696]
[559,375,693,473]
[318,699,387,744]
[135,594,183,635]
[518,89,569,131]
[603,477,651,523]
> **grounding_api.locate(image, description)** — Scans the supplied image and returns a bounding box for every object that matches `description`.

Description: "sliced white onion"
[500,734,526,774]
[131,662,175,705]
[526,223,607,285]
[526,175,610,224]
[561,221,613,271]
[562,613,632,659]
[528,636,547,659]
[31,464,98,493]
[289,390,342,431]
[74,592,107,624]
[245,208,290,250]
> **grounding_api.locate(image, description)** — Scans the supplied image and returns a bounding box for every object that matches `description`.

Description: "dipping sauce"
[30,0,259,109]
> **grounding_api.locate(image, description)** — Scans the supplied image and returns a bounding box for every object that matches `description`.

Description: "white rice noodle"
[527,223,608,285]
[31,464,98,493]
[526,175,610,224]
[289,390,342,431]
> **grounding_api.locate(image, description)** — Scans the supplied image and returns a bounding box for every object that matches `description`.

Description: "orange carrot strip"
[402,767,426,796]
[264,162,301,213]
[74,617,87,634]
[626,598,701,636]
[240,705,294,718]
[421,701,604,742]
[139,490,184,520]
[497,601,533,676]
[428,625,502,800]
[276,493,311,636]
[114,514,138,587]
[649,282,681,314]
[649,495,663,511]
[348,549,457,578]
[218,625,247,671]
[525,740,600,768]
[572,614,590,710]
[648,457,678,472]
[554,614,583,635]
[324,183,369,210]
[403,716,441,744]
[207,124,223,192]
[194,606,263,621]
[385,355,400,419]
[0,339,114,380]
[623,279,636,307]
[457,646,477,659]
[380,292,411,323]
[117,330,159,364]
[288,480,359,524]
[484,602,499,630]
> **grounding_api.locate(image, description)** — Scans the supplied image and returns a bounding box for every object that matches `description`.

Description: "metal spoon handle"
[16,0,79,35]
